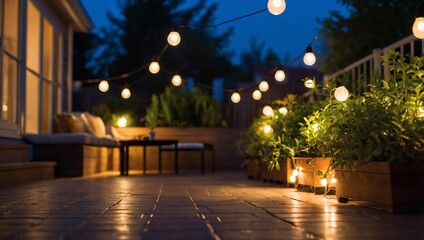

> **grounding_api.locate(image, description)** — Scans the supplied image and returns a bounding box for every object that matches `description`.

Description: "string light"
[274,68,286,82]
[334,86,349,102]
[117,117,128,127]
[263,106,274,116]
[263,124,273,134]
[304,78,315,88]
[231,92,241,103]
[413,17,424,39]
[121,88,131,99]
[98,80,109,92]
[279,107,288,115]
[303,45,316,66]
[252,90,262,100]
[259,81,269,92]
[267,0,286,15]
[149,60,160,74]
[171,74,182,86]
[167,30,181,46]
[312,123,319,132]
[320,178,328,186]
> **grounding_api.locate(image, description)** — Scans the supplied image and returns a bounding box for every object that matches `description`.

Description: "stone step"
[0,144,31,163]
[0,162,56,187]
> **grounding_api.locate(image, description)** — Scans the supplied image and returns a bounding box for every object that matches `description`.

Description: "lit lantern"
[279,107,288,115]
[413,17,424,39]
[263,124,273,134]
[117,117,127,127]
[274,69,286,82]
[231,92,241,103]
[171,74,182,86]
[98,80,109,92]
[289,175,296,183]
[304,78,315,88]
[149,60,160,74]
[262,106,274,116]
[252,90,262,100]
[121,88,131,99]
[303,46,316,66]
[259,81,269,92]
[167,31,181,46]
[334,86,349,102]
[267,0,286,15]
[320,178,328,186]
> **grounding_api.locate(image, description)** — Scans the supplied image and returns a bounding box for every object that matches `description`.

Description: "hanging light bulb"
[231,92,241,103]
[334,86,349,102]
[267,0,286,15]
[320,178,328,186]
[274,69,286,82]
[121,88,131,99]
[252,90,262,100]
[117,117,127,128]
[167,30,181,46]
[279,107,288,115]
[304,78,315,88]
[413,17,424,39]
[259,81,269,92]
[303,45,316,66]
[149,60,160,74]
[262,106,274,116]
[171,74,182,86]
[98,80,109,92]
[263,124,273,134]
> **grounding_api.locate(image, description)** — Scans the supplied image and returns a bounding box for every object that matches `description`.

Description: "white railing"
[324,34,424,94]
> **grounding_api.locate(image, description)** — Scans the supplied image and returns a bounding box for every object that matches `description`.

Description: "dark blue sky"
[81,0,347,65]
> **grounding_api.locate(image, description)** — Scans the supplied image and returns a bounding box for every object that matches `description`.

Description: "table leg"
[159,146,162,174]
[119,145,124,176]
[125,145,129,175]
[175,143,179,174]
[143,145,147,174]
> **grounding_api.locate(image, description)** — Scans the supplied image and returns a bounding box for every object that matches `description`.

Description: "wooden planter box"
[259,158,289,185]
[293,157,335,190]
[336,162,424,213]
[246,158,260,180]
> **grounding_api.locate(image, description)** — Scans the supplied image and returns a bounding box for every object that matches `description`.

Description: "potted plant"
[144,95,160,140]
[320,52,424,212]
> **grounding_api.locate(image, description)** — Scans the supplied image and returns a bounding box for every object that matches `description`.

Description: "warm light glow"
[2,104,7,112]
[259,81,269,92]
[167,31,181,46]
[304,46,316,66]
[312,123,319,132]
[292,169,299,176]
[413,17,424,39]
[262,106,274,116]
[267,0,286,15]
[274,69,286,82]
[171,74,182,86]
[417,107,424,117]
[289,175,296,183]
[320,178,328,186]
[279,107,288,115]
[331,177,337,184]
[263,124,273,134]
[117,117,127,127]
[231,92,241,103]
[304,78,315,88]
[149,61,160,74]
[334,86,349,102]
[98,80,109,92]
[252,90,262,100]
[121,88,131,99]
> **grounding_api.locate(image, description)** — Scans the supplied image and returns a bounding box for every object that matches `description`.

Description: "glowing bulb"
[259,81,269,92]
[292,169,299,176]
[117,117,127,127]
[279,107,288,115]
[417,107,424,117]
[413,17,424,39]
[334,86,349,102]
[149,61,160,74]
[289,175,296,183]
[320,178,328,186]
[303,46,316,66]
[304,79,315,88]
[274,69,286,82]
[167,31,181,46]
[267,0,286,15]
[231,92,241,103]
[121,88,131,99]
[2,104,7,112]
[263,125,273,134]
[331,177,337,184]
[171,74,182,86]
[252,90,262,100]
[262,106,274,116]
[312,123,319,132]
[98,80,109,92]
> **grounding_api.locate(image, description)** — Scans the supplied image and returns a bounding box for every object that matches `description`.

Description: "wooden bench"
[160,143,214,174]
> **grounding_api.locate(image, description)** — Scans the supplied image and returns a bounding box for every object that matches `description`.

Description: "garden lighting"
[334,86,349,102]
[117,117,128,127]
[263,124,273,134]
[171,74,182,86]
[231,92,241,103]
[413,17,424,39]
[320,178,328,186]
[292,168,299,176]
[303,45,316,66]
[121,88,131,99]
[149,60,160,74]
[98,80,109,92]
[167,30,181,46]
[259,81,269,92]
[279,107,288,115]
[267,0,286,15]
[304,78,315,88]
[289,175,296,183]
[262,106,274,116]
[274,69,286,82]
[252,90,262,100]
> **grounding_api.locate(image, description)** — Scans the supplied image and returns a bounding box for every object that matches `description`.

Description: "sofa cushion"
[54,113,86,133]
[82,113,106,137]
